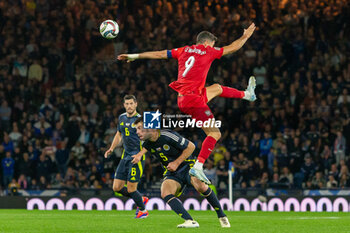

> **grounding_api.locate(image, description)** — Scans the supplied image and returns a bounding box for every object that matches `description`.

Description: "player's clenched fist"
[104,148,113,158]
[117,54,138,62]
[167,161,179,172]
[117,54,128,60]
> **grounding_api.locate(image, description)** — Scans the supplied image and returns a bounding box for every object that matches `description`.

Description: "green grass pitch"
[0,210,349,233]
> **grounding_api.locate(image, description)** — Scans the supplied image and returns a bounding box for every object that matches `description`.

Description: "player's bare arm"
[131,147,148,164]
[222,23,256,56]
[167,141,195,172]
[104,131,122,158]
[118,50,168,62]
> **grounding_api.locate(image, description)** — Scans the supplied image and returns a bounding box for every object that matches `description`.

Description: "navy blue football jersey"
[117,112,142,159]
[142,130,196,169]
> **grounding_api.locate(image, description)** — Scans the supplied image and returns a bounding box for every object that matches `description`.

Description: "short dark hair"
[134,117,143,125]
[196,31,217,44]
[123,95,137,103]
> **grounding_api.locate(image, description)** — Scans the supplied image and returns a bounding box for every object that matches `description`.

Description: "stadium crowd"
[0,0,350,194]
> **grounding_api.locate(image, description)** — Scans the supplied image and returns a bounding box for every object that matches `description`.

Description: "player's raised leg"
[190,76,257,183]
[191,176,230,228]
[206,76,257,103]
[161,179,199,228]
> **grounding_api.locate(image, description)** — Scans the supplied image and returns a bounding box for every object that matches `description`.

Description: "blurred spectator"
[8,178,19,190]
[2,133,14,153]
[279,167,293,187]
[36,153,52,181]
[216,159,228,189]
[87,99,99,116]
[18,153,32,178]
[333,131,346,165]
[28,59,43,82]
[18,174,28,189]
[300,154,317,182]
[339,174,350,188]
[39,176,47,189]
[213,144,226,166]
[30,179,40,190]
[71,141,85,160]
[260,132,273,160]
[55,141,70,177]
[234,152,249,187]
[311,171,326,189]
[51,173,64,189]
[9,123,22,147]
[326,175,338,189]
[78,124,90,145]
[2,152,15,187]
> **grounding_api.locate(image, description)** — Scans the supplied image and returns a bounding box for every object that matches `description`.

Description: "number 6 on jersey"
[182,56,195,77]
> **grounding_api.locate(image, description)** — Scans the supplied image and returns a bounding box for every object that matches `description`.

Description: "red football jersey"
[168,44,223,95]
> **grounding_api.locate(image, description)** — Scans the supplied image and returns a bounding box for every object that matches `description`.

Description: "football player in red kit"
[118,23,256,184]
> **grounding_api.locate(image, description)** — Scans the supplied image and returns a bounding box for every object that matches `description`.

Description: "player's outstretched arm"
[117,50,168,62]
[104,131,122,158]
[167,141,195,172]
[222,23,256,56]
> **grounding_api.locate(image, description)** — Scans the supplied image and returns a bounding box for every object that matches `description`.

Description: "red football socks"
[197,136,217,163]
[219,86,244,99]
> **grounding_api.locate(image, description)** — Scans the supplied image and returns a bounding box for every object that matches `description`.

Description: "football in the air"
[99,20,119,39]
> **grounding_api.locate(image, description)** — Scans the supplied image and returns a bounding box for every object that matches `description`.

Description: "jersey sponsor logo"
[163,144,170,151]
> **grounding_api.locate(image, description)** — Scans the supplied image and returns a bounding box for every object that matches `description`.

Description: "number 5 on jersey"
[183,56,195,77]
[159,152,168,161]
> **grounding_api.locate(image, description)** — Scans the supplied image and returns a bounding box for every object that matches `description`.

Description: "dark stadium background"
[0,0,349,205]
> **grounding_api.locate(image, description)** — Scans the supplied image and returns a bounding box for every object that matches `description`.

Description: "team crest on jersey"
[214,47,220,50]
[205,110,211,116]
[131,123,135,128]
[156,147,162,151]
[163,144,170,151]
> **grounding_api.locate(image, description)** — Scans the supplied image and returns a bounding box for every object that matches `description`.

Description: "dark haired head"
[196,31,217,44]
[134,117,143,125]
[123,95,137,103]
